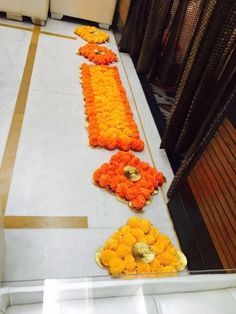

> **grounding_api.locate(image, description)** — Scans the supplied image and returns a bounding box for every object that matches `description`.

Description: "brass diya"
[94,49,106,55]
[132,242,155,263]
[123,166,141,182]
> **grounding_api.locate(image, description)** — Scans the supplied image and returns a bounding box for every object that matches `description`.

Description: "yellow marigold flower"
[145,234,156,245]
[151,234,170,254]
[158,252,180,269]
[127,217,142,229]
[120,225,131,235]
[140,219,151,234]
[136,262,150,274]
[149,227,160,240]
[109,256,125,275]
[124,254,136,273]
[137,236,148,244]
[100,249,117,267]
[112,230,123,242]
[116,244,132,259]
[150,258,161,273]
[159,265,176,273]
[122,233,136,246]
[104,238,119,251]
[166,244,178,255]
[130,228,145,241]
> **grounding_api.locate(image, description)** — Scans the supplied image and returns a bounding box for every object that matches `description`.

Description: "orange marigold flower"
[140,187,151,199]
[130,139,145,151]
[126,187,140,200]
[105,137,117,150]
[98,175,110,188]
[97,135,107,147]
[130,195,146,211]
[110,177,119,192]
[89,136,98,147]
[116,183,129,198]
[155,172,166,185]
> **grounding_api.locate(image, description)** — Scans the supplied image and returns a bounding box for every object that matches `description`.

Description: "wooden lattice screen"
[188,118,236,269]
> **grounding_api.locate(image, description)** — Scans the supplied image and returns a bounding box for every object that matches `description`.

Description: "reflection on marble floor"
[0,18,175,281]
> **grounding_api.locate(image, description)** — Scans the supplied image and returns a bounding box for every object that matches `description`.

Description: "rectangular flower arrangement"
[80,64,144,151]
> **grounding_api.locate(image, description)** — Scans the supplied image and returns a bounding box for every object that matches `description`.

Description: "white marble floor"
[0,17,176,282]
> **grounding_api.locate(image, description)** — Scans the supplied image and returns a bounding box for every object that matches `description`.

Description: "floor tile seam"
[0,25,40,214]
[40,30,77,41]
[3,215,88,229]
[0,22,33,32]
[0,21,78,41]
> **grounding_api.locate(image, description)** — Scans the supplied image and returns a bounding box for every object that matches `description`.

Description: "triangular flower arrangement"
[96,217,187,276]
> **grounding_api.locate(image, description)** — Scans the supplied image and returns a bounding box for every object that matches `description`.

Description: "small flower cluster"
[81,64,144,151]
[74,26,109,43]
[99,217,184,276]
[93,151,165,211]
[78,44,118,65]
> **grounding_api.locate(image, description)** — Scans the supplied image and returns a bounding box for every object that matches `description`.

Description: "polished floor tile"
[1,18,178,282]
[0,26,31,166]
[0,26,31,88]
[4,227,180,281]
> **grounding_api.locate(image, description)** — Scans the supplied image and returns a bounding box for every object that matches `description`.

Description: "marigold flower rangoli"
[78,44,118,65]
[93,151,166,211]
[80,64,145,151]
[96,217,187,276]
[74,26,109,43]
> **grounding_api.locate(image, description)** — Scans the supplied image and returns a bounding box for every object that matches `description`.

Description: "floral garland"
[80,64,144,151]
[74,26,109,43]
[96,217,187,276]
[93,151,165,211]
[78,44,118,65]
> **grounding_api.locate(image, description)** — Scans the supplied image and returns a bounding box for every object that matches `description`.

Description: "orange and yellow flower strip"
[80,64,145,151]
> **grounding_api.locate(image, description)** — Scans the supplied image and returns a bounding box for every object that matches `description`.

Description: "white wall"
[0,200,5,282]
